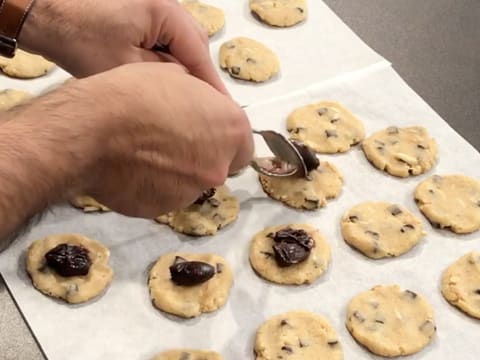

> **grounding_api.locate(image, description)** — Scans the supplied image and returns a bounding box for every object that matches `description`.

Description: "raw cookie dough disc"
[341,202,424,259]
[148,252,233,318]
[152,349,222,360]
[286,101,365,154]
[259,161,342,210]
[254,311,343,360]
[155,185,239,236]
[0,89,33,111]
[219,37,279,82]
[70,195,110,213]
[249,224,330,285]
[26,234,113,304]
[346,285,436,357]
[441,251,480,319]
[414,174,480,234]
[249,0,307,27]
[362,126,437,177]
[0,49,55,79]
[181,0,225,36]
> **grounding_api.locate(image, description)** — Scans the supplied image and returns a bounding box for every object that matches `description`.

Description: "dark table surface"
[1,1,479,359]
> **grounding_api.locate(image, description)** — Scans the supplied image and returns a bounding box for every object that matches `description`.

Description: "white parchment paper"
[1,63,479,360]
[0,0,384,107]
[207,0,385,106]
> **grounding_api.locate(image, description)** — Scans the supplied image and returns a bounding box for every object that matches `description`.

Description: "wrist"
[17,0,70,58]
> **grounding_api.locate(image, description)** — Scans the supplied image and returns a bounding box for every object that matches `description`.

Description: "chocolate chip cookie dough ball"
[249,0,307,28]
[414,174,480,233]
[362,126,437,177]
[341,202,424,259]
[219,37,279,82]
[346,285,436,357]
[254,311,343,360]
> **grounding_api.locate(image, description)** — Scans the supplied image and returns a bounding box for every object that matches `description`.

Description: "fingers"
[138,48,184,66]
[154,1,229,95]
[229,107,255,174]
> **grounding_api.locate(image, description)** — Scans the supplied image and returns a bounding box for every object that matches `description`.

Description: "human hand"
[71,62,252,217]
[19,0,227,94]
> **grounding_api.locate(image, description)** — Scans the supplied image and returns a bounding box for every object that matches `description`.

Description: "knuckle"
[199,163,229,189]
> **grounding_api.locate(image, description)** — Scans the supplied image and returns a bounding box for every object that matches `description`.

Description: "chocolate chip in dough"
[474,289,480,295]
[317,107,328,116]
[216,263,224,273]
[179,352,191,360]
[230,66,241,76]
[246,57,256,64]
[419,320,436,335]
[387,126,399,135]
[296,7,304,13]
[330,114,341,123]
[404,290,418,299]
[290,127,304,134]
[348,215,359,223]
[401,224,415,233]
[45,243,91,277]
[365,230,380,240]
[327,340,339,347]
[280,319,289,326]
[299,339,309,348]
[304,198,320,207]
[388,205,403,216]
[325,129,338,138]
[281,346,293,353]
[352,311,365,323]
[169,256,215,286]
[194,188,216,205]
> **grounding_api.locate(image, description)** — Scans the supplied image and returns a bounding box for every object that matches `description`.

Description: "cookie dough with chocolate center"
[26,234,113,304]
[148,252,232,318]
[155,186,239,236]
[259,161,342,210]
[249,224,330,285]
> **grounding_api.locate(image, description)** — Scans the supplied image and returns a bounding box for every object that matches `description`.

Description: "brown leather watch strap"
[0,0,36,57]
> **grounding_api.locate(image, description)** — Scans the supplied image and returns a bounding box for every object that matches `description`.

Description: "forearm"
[0,81,106,250]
